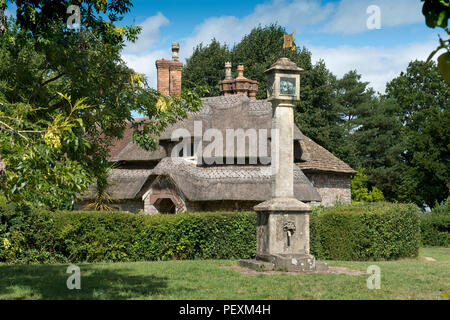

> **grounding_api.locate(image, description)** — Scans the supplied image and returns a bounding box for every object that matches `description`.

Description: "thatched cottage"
[76,44,355,214]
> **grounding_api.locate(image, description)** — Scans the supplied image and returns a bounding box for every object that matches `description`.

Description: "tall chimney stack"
[219,63,258,100]
[155,42,183,96]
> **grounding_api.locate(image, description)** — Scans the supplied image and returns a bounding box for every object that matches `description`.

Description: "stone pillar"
[240,57,328,272]
[272,103,294,198]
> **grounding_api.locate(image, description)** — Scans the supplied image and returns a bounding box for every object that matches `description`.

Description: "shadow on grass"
[0,263,184,300]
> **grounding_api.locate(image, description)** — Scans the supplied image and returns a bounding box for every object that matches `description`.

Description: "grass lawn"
[0,247,449,300]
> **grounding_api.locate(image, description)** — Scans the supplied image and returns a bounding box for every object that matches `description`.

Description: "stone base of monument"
[240,254,328,272]
[240,197,329,273]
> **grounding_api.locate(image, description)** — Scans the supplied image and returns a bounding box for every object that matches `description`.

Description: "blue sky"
[5,0,446,93]
[118,0,444,94]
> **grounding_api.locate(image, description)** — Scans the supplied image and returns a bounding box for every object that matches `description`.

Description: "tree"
[0,1,205,209]
[352,97,405,202]
[183,39,231,97]
[0,93,93,208]
[331,70,376,167]
[385,60,449,208]
[293,59,341,153]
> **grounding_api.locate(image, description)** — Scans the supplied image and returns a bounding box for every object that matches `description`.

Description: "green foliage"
[310,202,421,261]
[231,24,306,99]
[0,2,205,209]
[0,94,93,209]
[351,169,385,203]
[0,199,430,264]
[351,97,405,202]
[421,0,450,81]
[422,0,450,29]
[385,60,450,208]
[420,197,450,246]
[183,39,231,97]
[0,203,256,263]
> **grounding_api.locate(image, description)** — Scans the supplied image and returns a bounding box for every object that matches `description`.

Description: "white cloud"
[181,0,334,59]
[122,49,170,89]
[310,41,437,93]
[323,0,423,34]
[121,0,432,92]
[121,13,170,88]
[124,12,169,53]
[181,0,424,57]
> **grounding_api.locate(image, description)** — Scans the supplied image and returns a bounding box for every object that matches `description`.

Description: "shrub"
[420,197,450,247]
[351,169,385,203]
[0,203,256,263]
[310,202,421,261]
[0,200,423,264]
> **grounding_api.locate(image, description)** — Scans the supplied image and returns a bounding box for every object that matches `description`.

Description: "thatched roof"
[78,158,322,202]
[78,169,154,200]
[159,94,304,140]
[108,94,304,162]
[107,94,354,173]
[150,158,321,202]
[297,136,356,174]
[88,94,355,203]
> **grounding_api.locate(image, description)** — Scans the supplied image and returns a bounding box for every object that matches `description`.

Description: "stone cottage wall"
[304,172,352,206]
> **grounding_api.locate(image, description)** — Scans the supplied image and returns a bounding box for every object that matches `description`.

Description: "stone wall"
[304,172,352,206]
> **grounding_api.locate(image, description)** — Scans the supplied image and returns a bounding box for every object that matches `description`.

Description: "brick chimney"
[155,42,183,96]
[219,63,258,100]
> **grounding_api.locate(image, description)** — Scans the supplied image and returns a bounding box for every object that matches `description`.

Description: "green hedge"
[310,202,421,261]
[0,200,424,264]
[0,203,256,263]
[420,198,450,247]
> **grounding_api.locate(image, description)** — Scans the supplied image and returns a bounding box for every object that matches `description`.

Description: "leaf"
[437,51,450,81]
[155,97,171,113]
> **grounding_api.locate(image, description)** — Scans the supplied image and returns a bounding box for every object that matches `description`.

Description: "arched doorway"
[153,197,176,214]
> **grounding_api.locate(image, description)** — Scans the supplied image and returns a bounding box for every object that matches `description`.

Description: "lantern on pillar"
[265,57,302,102]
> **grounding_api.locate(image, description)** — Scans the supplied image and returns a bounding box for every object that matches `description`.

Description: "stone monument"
[240,56,328,272]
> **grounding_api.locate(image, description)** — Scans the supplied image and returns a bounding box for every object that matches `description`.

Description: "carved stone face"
[280,77,296,96]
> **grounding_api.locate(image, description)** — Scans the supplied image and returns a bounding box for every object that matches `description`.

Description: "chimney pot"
[224,62,233,80]
[172,42,180,61]
[237,64,245,79]
[219,63,258,99]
